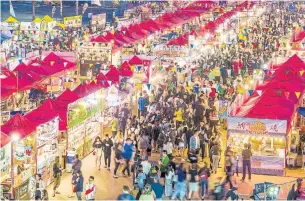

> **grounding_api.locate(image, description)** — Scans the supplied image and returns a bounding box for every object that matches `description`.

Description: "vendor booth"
[1,114,37,200]
[66,87,103,172]
[227,117,287,176]
[0,142,12,200]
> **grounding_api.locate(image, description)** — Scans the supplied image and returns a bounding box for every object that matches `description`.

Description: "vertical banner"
[143,60,151,84]
[218,100,228,118]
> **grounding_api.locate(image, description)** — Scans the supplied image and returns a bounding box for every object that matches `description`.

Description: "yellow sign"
[64,16,82,28]
[249,121,267,135]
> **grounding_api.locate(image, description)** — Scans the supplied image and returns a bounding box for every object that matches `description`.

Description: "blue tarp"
[298,107,305,117]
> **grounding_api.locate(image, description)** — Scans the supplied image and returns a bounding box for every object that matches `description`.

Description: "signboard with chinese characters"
[64,15,82,28]
[36,118,59,147]
[227,117,287,137]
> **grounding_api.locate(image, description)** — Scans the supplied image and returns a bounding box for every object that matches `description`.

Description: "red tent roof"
[92,35,108,43]
[129,56,143,65]
[1,113,36,139]
[24,99,59,127]
[120,61,133,77]
[55,89,79,107]
[73,83,92,98]
[96,73,110,88]
[105,66,120,83]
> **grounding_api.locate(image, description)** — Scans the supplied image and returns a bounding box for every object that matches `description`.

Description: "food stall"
[66,91,102,172]
[0,142,12,199]
[13,134,37,200]
[227,117,287,176]
[36,117,59,187]
[1,114,37,200]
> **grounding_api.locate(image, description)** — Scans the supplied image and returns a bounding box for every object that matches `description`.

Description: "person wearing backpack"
[198,162,210,200]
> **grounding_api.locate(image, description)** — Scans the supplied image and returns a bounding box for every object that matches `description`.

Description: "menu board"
[36,118,59,147]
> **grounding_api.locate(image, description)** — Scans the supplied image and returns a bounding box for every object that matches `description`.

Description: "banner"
[20,22,40,31]
[63,15,82,28]
[36,118,59,147]
[153,45,190,57]
[218,100,228,119]
[227,117,287,137]
[92,13,106,29]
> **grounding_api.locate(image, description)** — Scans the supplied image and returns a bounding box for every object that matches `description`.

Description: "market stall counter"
[227,117,287,176]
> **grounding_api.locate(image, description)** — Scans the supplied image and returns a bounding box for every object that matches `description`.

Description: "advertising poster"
[13,135,36,188]
[227,117,287,137]
[218,100,228,119]
[92,13,106,30]
[0,143,11,186]
[64,16,82,28]
[153,45,190,57]
[77,42,111,78]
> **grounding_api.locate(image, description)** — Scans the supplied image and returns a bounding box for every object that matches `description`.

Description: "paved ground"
[47,150,304,200]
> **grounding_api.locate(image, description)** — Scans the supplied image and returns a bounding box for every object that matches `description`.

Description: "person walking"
[103,134,114,170]
[113,143,123,178]
[122,138,135,177]
[199,125,209,161]
[225,149,235,188]
[85,176,96,201]
[151,178,164,201]
[209,106,219,134]
[241,143,252,182]
[138,93,146,118]
[171,163,187,200]
[164,166,175,197]
[198,162,210,200]
[189,129,200,155]
[159,150,170,185]
[187,163,199,200]
[92,136,103,170]
[52,156,62,197]
[210,143,220,174]
[75,171,84,201]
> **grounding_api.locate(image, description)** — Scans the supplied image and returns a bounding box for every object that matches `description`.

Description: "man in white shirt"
[85,176,96,201]
[141,158,152,176]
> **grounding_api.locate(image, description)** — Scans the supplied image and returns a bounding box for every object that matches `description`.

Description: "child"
[85,176,96,201]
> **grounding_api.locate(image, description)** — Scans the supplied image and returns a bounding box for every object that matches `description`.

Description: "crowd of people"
[27,1,305,201]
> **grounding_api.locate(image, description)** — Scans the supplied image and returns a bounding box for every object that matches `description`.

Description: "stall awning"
[298,107,305,117]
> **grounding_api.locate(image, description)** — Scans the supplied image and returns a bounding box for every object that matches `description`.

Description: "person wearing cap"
[85,176,96,201]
